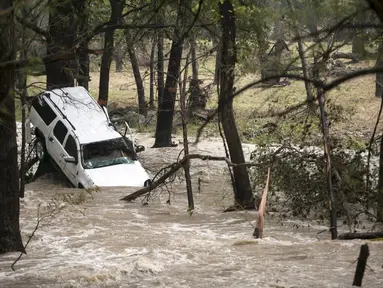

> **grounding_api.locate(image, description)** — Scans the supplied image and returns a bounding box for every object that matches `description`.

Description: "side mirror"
[135,145,145,153]
[64,156,77,164]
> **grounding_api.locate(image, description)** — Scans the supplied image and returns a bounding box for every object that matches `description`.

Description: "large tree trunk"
[149,36,156,109]
[153,1,186,147]
[0,0,25,254]
[76,0,90,90]
[46,0,78,90]
[219,0,253,208]
[125,30,147,117]
[375,40,383,97]
[98,0,123,106]
[157,19,165,106]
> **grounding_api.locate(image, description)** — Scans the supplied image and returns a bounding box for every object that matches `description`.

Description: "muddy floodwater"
[1,135,383,287]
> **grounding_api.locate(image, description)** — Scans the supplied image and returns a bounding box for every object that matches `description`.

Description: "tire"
[35,137,49,162]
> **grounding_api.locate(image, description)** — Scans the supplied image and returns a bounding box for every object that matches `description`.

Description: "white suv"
[29,86,151,189]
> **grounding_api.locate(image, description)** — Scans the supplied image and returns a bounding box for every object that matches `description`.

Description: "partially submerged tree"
[219,0,253,208]
[0,0,25,254]
[153,0,188,147]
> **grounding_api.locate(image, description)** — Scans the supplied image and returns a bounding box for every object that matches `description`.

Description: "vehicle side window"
[53,121,68,144]
[64,135,78,162]
[32,96,57,125]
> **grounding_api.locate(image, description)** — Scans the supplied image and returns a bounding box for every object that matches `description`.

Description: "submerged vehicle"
[28,86,151,188]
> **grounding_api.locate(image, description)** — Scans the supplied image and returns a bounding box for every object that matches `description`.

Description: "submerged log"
[338,231,383,240]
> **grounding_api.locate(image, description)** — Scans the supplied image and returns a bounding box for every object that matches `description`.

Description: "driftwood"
[352,244,369,287]
[331,52,358,63]
[338,231,383,240]
[120,154,260,202]
[253,168,270,239]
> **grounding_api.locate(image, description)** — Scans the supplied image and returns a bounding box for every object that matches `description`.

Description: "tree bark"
[125,29,147,117]
[46,0,78,90]
[0,0,25,254]
[219,0,253,208]
[375,40,383,97]
[149,36,156,109]
[157,12,165,106]
[287,0,316,111]
[114,54,124,72]
[352,11,366,58]
[76,0,90,90]
[190,36,198,80]
[98,0,123,106]
[214,36,221,84]
[153,1,186,147]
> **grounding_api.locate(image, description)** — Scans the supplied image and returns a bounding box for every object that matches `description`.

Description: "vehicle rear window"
[53,121,68,144]
[32,95,57,125]
[64,135,78,162]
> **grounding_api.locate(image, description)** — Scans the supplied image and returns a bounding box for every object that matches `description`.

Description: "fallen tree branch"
[120,154,261,202]
[253,168,270,239]
[338,231,383,240]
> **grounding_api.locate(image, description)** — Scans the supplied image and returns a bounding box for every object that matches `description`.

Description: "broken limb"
[253,168,270,239]
[120,154,261,202]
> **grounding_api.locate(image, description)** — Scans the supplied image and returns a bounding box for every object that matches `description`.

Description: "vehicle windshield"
[82,138,136,169]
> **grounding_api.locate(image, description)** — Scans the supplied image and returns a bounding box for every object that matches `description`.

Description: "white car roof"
[45,86,121,144]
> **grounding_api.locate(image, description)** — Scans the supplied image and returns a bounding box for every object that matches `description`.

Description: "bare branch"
[120,154,261,202]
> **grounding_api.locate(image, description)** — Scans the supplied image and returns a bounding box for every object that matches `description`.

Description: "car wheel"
[35,137,49,162]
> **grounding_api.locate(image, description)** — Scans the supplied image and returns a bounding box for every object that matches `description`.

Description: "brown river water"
[1,134,382,287]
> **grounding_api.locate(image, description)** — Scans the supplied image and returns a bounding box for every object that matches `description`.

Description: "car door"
[47,120,77,184]
[62,134,79,184]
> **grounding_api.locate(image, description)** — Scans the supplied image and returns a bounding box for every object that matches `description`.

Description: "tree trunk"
[287,0,316,110]
[352,12,366,58]
[214,37,222,84]
[0,0,25,254]
[153,1,186,147]
[98,0,123,106]
[190,36,198,80]
[157,21,165,106]
[125,30,147,117]
[219,0,253,208]
[377,133,383,221]
[375,40,383,97]
[76,0,90,90]
[114,54,124,72]
[19,22,28,199]
[46,0,78,90]
[149,36,156,109]
[352,36,366,58]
